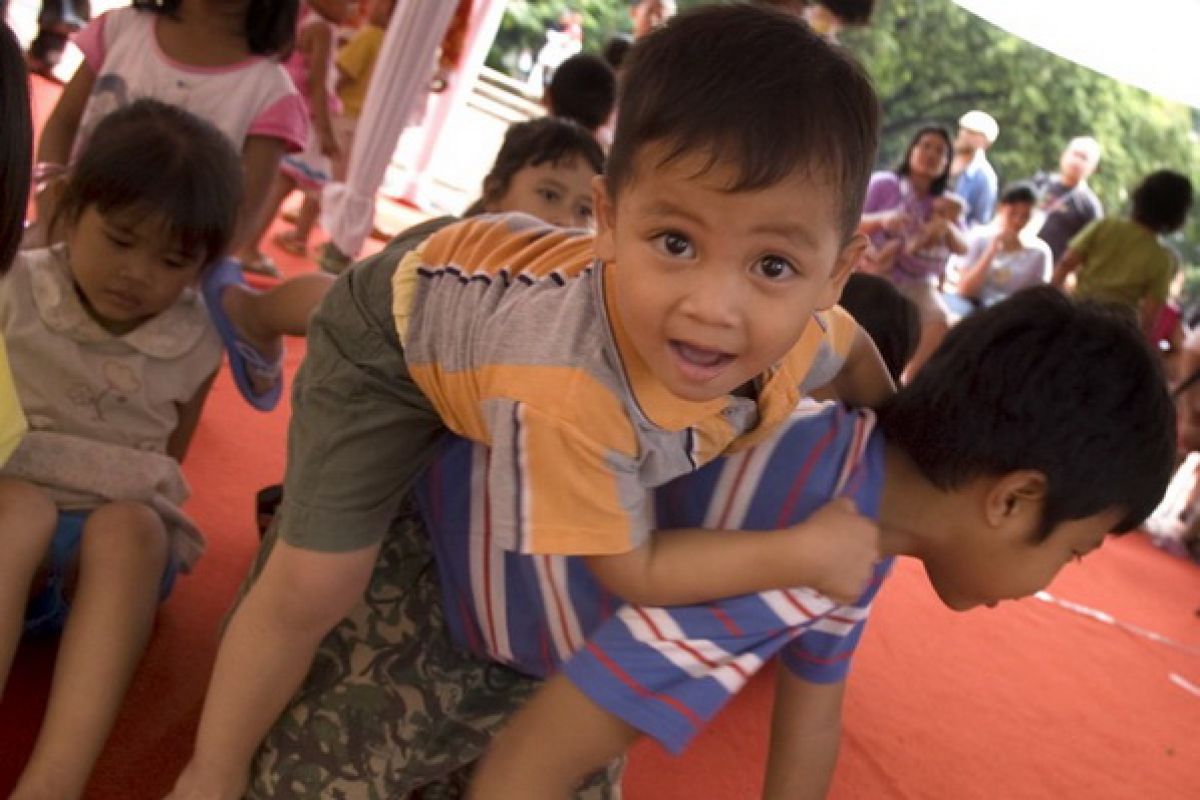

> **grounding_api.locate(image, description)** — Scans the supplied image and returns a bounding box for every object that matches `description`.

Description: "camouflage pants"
[243,511,621,799]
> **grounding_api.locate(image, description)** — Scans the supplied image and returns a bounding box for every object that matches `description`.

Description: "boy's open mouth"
[669,340,735,379]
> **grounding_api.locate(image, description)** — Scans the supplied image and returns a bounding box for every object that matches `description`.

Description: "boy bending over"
[174,8,892,796]
[462,286,1174,798]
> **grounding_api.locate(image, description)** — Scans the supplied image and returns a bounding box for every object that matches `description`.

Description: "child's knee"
[0,477,57,545]
[81,502,169,571]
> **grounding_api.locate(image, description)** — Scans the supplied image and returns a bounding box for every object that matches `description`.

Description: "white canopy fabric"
[954,0,1200,108]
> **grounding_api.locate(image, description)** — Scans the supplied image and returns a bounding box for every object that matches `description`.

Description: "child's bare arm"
[827,324,895,409]
[167,540,381,800]
[470,672,637,800]
[33,63,96,229]
[1052,249,1083,289]
[585,497,879,607]
[235,135,287,253]
[305,23,340,158]
[762,670,846,799]
[166,370,218,463]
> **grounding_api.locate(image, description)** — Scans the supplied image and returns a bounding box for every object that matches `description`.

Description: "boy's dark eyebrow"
[643,201,707,229]
[749,222,822,251]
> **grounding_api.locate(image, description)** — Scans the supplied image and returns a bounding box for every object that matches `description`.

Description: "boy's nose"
[679,268,741,326]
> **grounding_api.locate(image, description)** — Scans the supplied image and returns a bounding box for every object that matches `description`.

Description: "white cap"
[958,110,999,144]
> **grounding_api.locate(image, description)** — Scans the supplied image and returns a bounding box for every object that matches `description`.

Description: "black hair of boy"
[895,124,953,196]
[607,3,880,236]
[0,22,32,273]
[1131,170,1194,234]
[998,180,1038,207]
[839,273,919,383]
[814,0,875,25]
[602,34,633,71]
[546,54,618,133]
[133,0,298,55]
[466,117,606,216]
[879,285,1175,536]
[56,99,244,265]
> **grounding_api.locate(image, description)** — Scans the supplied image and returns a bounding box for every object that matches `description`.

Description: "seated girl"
[0,99,241,798]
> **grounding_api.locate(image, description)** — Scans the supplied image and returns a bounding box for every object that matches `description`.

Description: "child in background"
[544,53,617,140]
[0,100,240,800]
[0,22,33,465]
[170,7,893,797]
[35,0,329,412]
[469,287,1175,797]
[1053,169,1194,339]
[240,0,352,269]
[271,0,396,259]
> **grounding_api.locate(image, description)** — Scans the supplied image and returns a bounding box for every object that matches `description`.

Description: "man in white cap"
[951,109,1000,227]
[1032,136,1104,263]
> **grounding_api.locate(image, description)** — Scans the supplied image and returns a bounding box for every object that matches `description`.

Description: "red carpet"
[4,79,1200,799]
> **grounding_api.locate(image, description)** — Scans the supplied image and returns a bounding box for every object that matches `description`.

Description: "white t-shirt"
[954,229,1053,307]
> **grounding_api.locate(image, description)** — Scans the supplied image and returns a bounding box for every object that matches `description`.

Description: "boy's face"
[487,157,596,230]
[593,143,862,403]
[921,479,1122,611]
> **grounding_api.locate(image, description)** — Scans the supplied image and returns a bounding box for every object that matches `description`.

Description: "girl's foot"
[272,230,309,258]
[238,251,282,278]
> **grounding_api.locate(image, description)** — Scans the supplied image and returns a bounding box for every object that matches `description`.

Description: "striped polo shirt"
[394,213,858,556]
[416,401,892,753]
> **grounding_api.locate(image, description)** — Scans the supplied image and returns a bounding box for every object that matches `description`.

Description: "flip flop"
[240,252,282,278]
[272,230,309,257]
[202,258,283,412]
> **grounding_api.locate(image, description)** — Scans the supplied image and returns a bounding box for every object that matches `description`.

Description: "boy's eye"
[577,204,594,221]
[536,187,562,204]
[753,255,797,280]
[655,232,694,258]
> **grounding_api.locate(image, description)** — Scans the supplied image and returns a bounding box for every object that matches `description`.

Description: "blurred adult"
[860,125,967,378]
[1032,136,1103,263]
[945,182,1052,316]
[951,109,999,226]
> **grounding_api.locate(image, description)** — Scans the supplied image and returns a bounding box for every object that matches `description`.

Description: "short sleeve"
[247,93,308,153]
[335,30,377,81]
[1033,239,1053,283]
[1068,218,1103,257]
[73,11,110,71]
[796,305,859,394]
[482,399,650,556]
[862,171,902,215]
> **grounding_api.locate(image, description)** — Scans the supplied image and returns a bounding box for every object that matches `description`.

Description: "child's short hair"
[839,273,919,383]
[56,99,244,265]
[879,286,1174,537]
[546,54,617,133]
[133,0,298,56]
[468,117,605,216]
[602,34,633,71]
[813,0,875,25]
[0,22,31,273]
[607,3,879,236]
[1131,170,1194,234]
[998,181,1038,207]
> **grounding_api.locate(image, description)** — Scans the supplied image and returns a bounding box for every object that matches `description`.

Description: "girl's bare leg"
[0,477,58,693]
[12,501,169,800]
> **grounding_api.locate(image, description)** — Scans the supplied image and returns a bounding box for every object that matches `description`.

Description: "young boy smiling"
[172,6,891,795]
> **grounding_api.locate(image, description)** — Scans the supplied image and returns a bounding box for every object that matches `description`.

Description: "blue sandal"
[202,258,283,412]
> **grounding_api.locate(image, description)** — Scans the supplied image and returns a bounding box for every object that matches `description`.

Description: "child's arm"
[762,670,846,799]
[304,23,340,159]
[956,234,1008,299]
[826,323,895,409]
[166,370,218,462]
[585,496,879,607]
[33,63,96,229]
[234,135,288,253]
[1051,248,1082,289]
[470,672,638,799]
[167,540,381,800]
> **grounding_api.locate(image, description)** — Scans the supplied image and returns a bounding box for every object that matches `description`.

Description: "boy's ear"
[592,175,617,262]
[983,470,1048,527]
[816,233,868,310]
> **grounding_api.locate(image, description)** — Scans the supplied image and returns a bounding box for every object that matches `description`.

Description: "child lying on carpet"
[0,22,33,466]
[464,286,1174,797]
[0,100,240,799]
[170,7,896,796]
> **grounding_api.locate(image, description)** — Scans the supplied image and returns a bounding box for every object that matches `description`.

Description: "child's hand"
[882,210,910,235]
[789,497,880,604]
[319,129,341,159]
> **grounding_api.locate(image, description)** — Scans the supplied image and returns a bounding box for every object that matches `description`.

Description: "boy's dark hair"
[602,34,633,71]
[998,180,1038,207]
[545,54,617,133]
[466,117,605,216]
[55,99,243,265]
[878,286,1175,537]
[0,23,32,274]
[895,124,953,196]
[839,273,918,383]
[1131,170,1194,233]
[133,0,297,56]
[607,3,880,236]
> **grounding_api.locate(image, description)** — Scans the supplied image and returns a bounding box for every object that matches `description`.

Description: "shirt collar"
[33,246,210,359]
